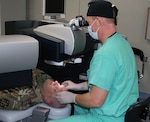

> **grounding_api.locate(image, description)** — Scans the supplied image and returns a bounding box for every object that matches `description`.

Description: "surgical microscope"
[32,16,98,83]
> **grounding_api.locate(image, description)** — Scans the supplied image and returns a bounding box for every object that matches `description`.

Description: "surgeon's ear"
[96,17,103,25]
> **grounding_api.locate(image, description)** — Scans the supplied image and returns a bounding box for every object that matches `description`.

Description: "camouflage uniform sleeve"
[0,68,52,110]
[0,86,38,110]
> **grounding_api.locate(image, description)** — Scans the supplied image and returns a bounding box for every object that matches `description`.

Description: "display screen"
[45,0,65,14]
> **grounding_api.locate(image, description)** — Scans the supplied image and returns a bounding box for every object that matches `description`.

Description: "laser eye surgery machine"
[31,16,99,82]
[33,16,91,65]
[0,16,99,122]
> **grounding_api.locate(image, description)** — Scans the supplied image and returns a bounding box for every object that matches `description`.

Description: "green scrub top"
[87,33,139,121]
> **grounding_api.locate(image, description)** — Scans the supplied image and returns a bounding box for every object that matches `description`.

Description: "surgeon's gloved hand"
[62,80,88,91]
[62,80,77,90]
[56,91,77,104]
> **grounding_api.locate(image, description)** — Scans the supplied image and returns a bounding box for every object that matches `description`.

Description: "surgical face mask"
[88,26,99,40]
[88,20,99,40]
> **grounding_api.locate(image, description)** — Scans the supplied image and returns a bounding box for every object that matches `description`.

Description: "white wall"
[108,0,150,93]
[26,0,43,20]
[0,0,26,34]
[0,0,1,35]
[26,0,150,94]
[65,0,91,20]
[26,0,91,20]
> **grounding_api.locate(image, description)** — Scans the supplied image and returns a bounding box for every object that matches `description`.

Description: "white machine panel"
[34,23,86,55]
[0,35,39,74]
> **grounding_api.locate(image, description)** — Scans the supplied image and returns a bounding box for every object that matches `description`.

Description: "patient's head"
[40,79,67,108]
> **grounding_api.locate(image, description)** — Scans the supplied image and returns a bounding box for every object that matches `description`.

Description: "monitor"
[43,0,65,20]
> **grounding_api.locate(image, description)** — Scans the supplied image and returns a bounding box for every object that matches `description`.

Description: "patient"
[40,78,67,108]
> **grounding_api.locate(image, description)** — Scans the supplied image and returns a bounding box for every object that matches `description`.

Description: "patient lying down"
[40,78,67,108]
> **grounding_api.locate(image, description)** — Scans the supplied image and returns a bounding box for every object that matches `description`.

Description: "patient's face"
[40,79,67,108]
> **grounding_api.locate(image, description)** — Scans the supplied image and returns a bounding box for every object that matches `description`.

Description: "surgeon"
[48,0,139,122]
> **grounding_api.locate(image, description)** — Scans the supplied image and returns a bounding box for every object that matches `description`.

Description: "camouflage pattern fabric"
[0,68,52,110]
[32,68,52,87]
[0,86,37,110]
